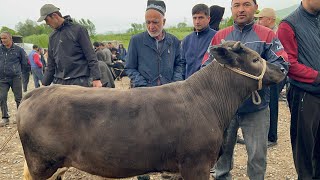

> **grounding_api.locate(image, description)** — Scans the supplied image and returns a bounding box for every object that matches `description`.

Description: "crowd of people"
[0,0,319,179]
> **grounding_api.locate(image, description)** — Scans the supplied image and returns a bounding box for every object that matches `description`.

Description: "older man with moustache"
[125,0,185,88]
[255,8,286,148]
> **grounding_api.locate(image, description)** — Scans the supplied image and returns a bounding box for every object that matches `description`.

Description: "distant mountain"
[276,4,299,19]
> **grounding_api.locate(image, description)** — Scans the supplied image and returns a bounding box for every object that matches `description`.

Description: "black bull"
[17,41,286,180]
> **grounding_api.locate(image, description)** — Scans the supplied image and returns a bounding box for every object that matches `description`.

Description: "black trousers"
[288,85,320,179]
[268,79,286,142]
[0,76,22,118]
[21,72,30,92]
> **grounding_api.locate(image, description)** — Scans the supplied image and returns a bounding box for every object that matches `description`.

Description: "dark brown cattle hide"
[17,41,285,180]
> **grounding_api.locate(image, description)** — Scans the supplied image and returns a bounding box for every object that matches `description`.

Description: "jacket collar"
[143,30,173,54]
[193,26,211,36]
[233,20,255,32]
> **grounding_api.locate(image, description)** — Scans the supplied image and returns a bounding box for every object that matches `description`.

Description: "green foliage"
[127,23,146,34]
[73,18,96,36]
[24,34,49,48]
[177,22,187,28]
[0,26,17,35]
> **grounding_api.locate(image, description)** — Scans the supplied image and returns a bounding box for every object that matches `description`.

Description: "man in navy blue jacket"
[181,3,216,79]
[125,0,185,88]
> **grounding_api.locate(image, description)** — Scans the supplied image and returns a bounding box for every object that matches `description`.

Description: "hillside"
[276,4,299,19]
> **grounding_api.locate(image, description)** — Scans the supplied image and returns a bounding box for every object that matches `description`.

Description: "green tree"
[127,23,145,34]
[73,18,96,36]
[0,26,17,35]
[177,22,187,29]
[15,19,38,37]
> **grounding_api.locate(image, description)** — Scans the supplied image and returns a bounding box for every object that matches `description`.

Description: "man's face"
[231,0,258,27]
[45,13,59,29]
[257,17,273,28]
[193,12,210,32]
[306,0,320,12]
[145,9,165,38]
[0,33,12,47]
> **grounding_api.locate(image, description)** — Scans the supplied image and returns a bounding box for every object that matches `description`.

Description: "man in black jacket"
[0,31,28,126]
[37,4,102,87]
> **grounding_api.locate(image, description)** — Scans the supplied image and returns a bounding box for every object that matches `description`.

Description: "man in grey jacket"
[125,0,185,88]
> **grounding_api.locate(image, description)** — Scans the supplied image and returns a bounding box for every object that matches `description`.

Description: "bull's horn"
[232,41,242,52]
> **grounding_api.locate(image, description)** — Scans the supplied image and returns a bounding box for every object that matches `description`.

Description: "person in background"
[202,0,288,179]
[125,1,184,178]
[277,0,320,178]
[181,3,216,79]
[118,44,127,61]
[37,4,102,87]
[255,7,285,148]
[209,5,225,31]
[38,47,47,73]
[21,52,31,92]
[0,31,28,126]
[93,42,115,88]
[125,0,185,88]
[28,44,43,88]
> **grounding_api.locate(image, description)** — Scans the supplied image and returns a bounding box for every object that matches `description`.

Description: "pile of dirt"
[0,77,297,179]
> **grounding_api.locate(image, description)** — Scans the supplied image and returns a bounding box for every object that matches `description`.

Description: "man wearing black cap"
[37,4,102,87]
[125,0,185,88]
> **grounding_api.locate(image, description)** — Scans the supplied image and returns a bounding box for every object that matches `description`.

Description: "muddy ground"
[0,77,297,179]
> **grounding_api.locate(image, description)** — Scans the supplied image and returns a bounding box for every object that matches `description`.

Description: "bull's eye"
[253,58,259,63]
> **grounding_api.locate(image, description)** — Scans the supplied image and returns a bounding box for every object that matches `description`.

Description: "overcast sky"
[0,0,301,34]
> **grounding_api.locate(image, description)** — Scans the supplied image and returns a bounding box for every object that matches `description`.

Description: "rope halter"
[219,59,267,105]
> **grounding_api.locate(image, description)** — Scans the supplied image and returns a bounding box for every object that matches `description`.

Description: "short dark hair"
[231,0,257,4]
[192,4,210,16]
[93,42,100,48]
[33,44,38,49]
[47,11,62,18]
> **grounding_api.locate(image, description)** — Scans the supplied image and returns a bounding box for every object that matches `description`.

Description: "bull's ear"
[209,45,233,65]
[232,41,242,52]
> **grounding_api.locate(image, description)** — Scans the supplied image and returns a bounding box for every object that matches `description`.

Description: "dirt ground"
[0,77,297,180]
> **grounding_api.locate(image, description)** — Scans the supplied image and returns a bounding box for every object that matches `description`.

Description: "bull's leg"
[23,161,33,180]
[48,167,68,180]
[179,161,211,180]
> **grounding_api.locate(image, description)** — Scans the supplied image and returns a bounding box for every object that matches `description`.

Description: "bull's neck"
[182,62,254,130]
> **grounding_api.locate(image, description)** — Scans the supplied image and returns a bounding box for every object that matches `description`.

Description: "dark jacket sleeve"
[173,38,185,81]
[19,48,28,71]
[42,42,55,85]
[78,27,101,80]
[125,36,148,87]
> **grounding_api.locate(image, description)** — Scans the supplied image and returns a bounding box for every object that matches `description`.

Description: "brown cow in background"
[17,41,286,180]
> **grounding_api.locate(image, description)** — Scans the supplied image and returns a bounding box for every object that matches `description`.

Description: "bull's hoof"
[137,175,150,180]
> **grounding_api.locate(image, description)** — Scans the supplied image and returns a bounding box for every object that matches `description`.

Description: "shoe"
[236,135,245,144]
[267,141,277,148]
[0,118,9,127]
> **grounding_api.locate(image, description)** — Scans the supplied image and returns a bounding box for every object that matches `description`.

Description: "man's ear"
[163,18,166,26]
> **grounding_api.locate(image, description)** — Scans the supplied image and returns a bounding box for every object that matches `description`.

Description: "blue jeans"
[31,68,43,88]
[214,108,270,180]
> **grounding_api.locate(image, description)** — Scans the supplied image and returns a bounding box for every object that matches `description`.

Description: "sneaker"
[236,135,245,144]
[0,118,9,127]
[267,141,277,148]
